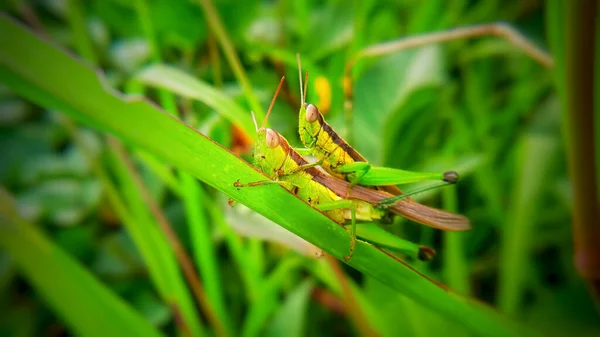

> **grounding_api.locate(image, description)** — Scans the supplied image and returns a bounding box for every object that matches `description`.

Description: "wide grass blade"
[497,101,560,314]
[0,189,164,337]
[0,15,535,336]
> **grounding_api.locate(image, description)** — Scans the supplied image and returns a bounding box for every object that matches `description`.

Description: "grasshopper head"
[252,128,287,179]
[298,103,322,148]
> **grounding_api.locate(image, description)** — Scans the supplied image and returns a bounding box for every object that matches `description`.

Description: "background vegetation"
[0,0,598,336]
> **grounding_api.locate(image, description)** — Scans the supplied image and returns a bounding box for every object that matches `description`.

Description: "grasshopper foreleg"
[283,160,324,176]
[347,206,357,261]
[233,179,287,189]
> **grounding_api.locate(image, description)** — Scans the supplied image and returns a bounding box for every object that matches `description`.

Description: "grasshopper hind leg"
[343,206,357,262]
[315,199,358,262]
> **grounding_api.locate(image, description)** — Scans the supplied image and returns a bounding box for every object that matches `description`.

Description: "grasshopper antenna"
[261,76,285,130]
[303,70,309,105]
[296,54,309,105]
[251,111,258,132]
[296,54,304,105]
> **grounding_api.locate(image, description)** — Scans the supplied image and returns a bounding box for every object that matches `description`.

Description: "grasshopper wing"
[315,174,471,231]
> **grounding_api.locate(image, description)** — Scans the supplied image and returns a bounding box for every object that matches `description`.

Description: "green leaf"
[0,15,536,337]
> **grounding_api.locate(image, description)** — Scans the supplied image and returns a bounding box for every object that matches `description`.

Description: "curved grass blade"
[136,64,255,138]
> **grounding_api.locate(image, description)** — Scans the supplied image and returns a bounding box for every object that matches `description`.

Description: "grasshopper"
[298,99,456,191]
[235,77,465,260]
[294,58,469,231]
[297,57,455,190]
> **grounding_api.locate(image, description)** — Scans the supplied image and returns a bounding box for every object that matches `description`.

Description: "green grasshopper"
[298,100,452,190]
[297,58,454,189]
[294,59,469,231]
[298,100,455,192]
[235,77,465,260]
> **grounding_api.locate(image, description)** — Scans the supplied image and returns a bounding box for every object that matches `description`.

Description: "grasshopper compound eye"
[306,104,319,123]
[265,128,280,148]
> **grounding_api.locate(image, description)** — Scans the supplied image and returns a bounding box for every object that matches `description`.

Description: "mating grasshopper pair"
[235,60,470,261]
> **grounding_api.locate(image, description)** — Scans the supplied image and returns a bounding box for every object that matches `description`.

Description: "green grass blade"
[66,0,98,65]
[180,173,233,334]
[0,15,537,336]
[264,280,313,337]
[135,64,255,136]
[106,141,205,337]
[442,186,470,296]
[135,150,183,196]
[133,0,178,114]
[241,256,304,337]
[497,110,559,314]
[207,197,263,302]
[59,116,205,336]
[193,0,264,119]
[0,189,164,337]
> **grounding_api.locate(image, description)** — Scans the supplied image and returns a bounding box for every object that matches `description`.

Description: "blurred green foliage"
[0,0,598,336]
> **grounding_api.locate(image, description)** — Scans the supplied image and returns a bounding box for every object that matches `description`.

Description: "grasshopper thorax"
[252,127,289,180]
[298,103,322,149]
